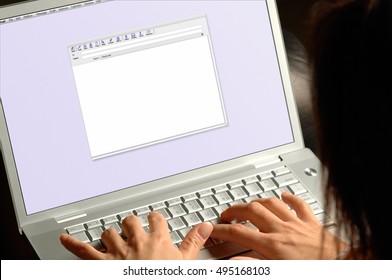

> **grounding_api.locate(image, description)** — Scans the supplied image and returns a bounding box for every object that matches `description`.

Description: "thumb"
[179,222,213,259]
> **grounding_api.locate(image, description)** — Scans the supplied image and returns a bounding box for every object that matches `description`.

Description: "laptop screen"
[0,0,294,215]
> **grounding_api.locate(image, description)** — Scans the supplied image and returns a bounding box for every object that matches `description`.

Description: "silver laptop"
[0,0,328,260]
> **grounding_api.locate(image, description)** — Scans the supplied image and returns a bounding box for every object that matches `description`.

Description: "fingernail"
[281,192,290,198]
[198,223,212,239]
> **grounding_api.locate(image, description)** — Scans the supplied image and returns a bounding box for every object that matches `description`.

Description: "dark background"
[0,0,320,259]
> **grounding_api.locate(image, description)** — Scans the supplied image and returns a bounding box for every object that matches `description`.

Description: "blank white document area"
[72,28,226,159]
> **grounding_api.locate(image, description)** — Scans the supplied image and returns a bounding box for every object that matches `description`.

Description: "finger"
[121,215,146,243]
[281,192,317,222]
[220,202,282,232]
[100,227,126,252]
[59,233,105,259]
[211,223,269,255]
[179,222,213,259]
[254,197,296,221]
[148,211,169,236]
[230,256,261,260]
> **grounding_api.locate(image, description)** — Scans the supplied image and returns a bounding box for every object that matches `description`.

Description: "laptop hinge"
[252,156,282,169]
[55,212,87,224]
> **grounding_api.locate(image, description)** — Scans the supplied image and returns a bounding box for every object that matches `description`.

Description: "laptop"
[0,0,328,260]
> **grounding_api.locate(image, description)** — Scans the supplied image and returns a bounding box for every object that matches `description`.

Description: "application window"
[69,16,227,159]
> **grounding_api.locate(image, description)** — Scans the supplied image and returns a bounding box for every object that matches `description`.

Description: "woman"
[60,0,391,259]
[211,0,392,260]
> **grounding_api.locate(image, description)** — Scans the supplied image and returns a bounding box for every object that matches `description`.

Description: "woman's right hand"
[211,192,348,259]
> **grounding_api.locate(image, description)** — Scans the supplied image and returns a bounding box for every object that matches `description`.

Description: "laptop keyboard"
[65,166,334,252]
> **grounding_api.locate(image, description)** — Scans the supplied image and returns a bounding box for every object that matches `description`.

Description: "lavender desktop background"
[0,1,293,214]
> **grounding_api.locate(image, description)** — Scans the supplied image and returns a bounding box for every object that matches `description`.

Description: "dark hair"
[309,0,392,259]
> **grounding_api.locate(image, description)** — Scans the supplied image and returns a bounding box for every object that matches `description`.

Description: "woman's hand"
[60,211,213,260]
[211,192,347,259]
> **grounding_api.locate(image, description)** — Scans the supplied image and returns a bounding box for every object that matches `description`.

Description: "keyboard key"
[104,222,122,233]
[272,167,290,176]
[70,231,90,243]
[259,190,277,198]
[243,182,263,196]
[227,181,243,189]
[213,204,229,215]
[183,200,202,213]
[273,173,298,187]
[228,187,247,200]
[288,183,307,195]
[150,202,166,210]
[213,192,233,204]
[168,217,186,231]
[228,199,244,206]
[198,208,218,221]
[273,186,291,199]
[170,231,182,244]
[87,227,104,241]
[167,205,187,218]
[182,213,202,226]
[101,215,119,225]
[197,189,214,198]
[137,213,150,226]
[85,220,102,229]
[178,227,192,239]
[242,176,259,185]
[198,196,218,209]
[257,171,274,180]
[156,208,171,220]
[166,197,182,207]
[296,192,316,204]
[182,193,198,202]
[134,206,150,216]
[66,224,85,234]
[243,195,260,203]
[213,185,229,193]
[259,178,277,191]
[315,212,335,227]
[309,202,323,215]
[117,211,133,221]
